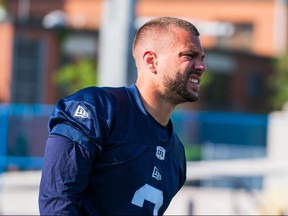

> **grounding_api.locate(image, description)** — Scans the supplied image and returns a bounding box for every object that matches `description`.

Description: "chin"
[177,95,199,104]
[187,97,199,103]
[186,92,199,102]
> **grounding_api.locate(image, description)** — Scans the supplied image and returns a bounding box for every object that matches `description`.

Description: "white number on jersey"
[131,184,164,216]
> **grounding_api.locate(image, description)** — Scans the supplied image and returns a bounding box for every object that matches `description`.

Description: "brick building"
[0,0,287,112]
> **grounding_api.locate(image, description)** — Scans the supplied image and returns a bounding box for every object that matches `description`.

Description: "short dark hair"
[133,16,200,52]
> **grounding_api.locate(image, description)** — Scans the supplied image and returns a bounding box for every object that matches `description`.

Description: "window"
[247,70,264,99]
[202,73,231,110]
[11,36,44,103]
[217,23,253,51]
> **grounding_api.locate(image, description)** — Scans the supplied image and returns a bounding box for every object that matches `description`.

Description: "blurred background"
[0,0,288,215]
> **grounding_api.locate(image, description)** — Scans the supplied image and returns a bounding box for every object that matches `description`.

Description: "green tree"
[54,58,97,97]
[270,51,288,110]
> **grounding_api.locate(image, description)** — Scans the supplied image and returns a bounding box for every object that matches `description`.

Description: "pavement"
[0,170,41,215]
[0,170,241,215]
[0,170,194,215]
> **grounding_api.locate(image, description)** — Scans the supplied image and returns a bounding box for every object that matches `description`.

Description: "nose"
[194,61,206,74]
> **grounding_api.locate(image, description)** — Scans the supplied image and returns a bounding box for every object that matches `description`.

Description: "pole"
[98,0,137,87]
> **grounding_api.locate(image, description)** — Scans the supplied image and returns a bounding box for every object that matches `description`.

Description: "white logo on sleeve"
[156,146,165,160]
[74,105,89,118]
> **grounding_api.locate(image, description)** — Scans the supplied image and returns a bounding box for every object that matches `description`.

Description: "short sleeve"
[48,87,115,154]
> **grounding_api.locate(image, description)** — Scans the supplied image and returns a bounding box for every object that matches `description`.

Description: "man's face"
[156,30,206,105]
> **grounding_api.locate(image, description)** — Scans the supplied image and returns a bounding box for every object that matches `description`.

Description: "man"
[39,16,206,215]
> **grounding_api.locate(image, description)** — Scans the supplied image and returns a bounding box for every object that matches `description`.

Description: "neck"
[135,83,175,126]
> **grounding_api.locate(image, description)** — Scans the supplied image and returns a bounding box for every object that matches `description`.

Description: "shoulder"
[64,86,127,105]
[54,86,130,116]
[48,86,131,148]
[51,86,131,123]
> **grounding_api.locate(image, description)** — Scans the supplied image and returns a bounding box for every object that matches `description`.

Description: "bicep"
[39,134,95,215]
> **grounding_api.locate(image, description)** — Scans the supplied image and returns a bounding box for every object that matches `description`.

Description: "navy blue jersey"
[39,85,186,215]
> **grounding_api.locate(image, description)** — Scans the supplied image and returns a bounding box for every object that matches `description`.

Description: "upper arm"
[39,134,95,215]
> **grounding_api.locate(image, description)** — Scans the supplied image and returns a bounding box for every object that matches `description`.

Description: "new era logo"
[152,166,162,181]
[74,105,89,118]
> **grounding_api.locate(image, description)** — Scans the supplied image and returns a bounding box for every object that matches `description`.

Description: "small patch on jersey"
[156,146,166,160]
[152,166,162,181]
[74,105,89,118]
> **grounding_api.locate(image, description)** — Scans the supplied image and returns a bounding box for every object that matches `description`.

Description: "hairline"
[132,17,200,57]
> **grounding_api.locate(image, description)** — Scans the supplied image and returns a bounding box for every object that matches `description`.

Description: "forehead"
[169,29,204,53]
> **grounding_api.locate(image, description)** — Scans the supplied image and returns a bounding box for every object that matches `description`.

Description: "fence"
[172,110,268,160]
[0,104,268,173]
[0,104,54,172]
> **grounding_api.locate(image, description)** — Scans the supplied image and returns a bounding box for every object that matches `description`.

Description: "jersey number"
[131,184,163,215]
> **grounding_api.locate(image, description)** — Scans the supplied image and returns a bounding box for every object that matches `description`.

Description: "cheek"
[184,61,194,70]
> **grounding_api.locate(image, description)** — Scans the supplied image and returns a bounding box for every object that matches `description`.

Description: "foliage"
[269,51,288,110]
[185,145,202,161]
[200,69,213,89]
[53,58,97,96]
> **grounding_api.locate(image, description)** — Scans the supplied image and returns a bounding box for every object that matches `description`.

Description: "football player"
[39,16,206,215]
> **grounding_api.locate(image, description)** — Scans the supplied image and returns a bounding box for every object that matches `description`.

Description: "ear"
[143,51,157,74]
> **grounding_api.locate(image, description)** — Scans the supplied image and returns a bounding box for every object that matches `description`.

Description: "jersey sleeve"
[48,87,115,153]
[39,134,95,215]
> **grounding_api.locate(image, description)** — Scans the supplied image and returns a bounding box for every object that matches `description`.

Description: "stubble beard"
[162,72,199,105]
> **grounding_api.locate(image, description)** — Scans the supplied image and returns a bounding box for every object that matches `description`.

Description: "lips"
[189,73,200,83]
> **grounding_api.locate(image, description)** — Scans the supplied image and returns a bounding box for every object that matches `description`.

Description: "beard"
[162,72,199,105]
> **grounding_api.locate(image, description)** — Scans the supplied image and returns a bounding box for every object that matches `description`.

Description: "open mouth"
[188,74,201,93]
[190,78,199,84]
[189,73,200,84]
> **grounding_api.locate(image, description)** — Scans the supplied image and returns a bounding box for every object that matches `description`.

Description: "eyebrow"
[179,51,205,59]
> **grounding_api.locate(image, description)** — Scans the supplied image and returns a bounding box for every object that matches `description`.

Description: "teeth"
[190,78,199,84]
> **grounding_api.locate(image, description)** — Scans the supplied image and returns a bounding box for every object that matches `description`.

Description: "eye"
[185,54,194,59]
[188,53,205,62]
[179,52,204,61]
[201,55,205,62]
[184,53,197,60]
